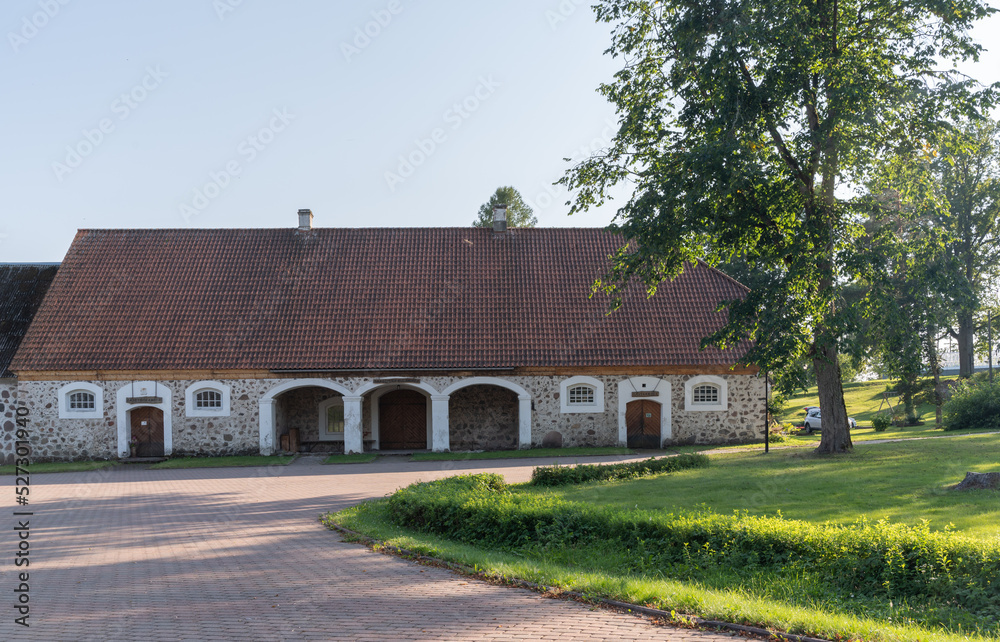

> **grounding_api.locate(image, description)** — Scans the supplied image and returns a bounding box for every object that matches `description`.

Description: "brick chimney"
[492,204,507,233]
[297,208,313,231]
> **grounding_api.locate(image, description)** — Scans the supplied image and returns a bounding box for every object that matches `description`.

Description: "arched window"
[58,382,104,419]
[684,375,728,411]
[568,385,595,406]
[559,376,605,413]
[68,390,96,410]
[692,384,720,404]
[185,382,231,417]
[318,396,345,441]
[195,390,222,409]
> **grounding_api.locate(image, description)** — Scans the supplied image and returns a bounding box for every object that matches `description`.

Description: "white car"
[802,407,857,434]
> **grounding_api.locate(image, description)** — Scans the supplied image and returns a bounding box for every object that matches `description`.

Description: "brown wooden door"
[626,400,661,449]
[131,407,164,457]
[379,390,427,449]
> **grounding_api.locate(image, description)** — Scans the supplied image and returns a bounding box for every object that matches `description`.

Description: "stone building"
[1,264,59,464]
[6,210,765,462]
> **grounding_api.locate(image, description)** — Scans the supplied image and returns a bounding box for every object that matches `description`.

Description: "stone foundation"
[7,372,766,461]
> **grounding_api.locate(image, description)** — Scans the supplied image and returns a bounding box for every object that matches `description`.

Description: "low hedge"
[530,453,708,486]
[385,474,1000,625]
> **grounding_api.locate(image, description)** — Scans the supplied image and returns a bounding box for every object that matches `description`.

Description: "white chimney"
[297,208,313,231]
[492,204,507,233]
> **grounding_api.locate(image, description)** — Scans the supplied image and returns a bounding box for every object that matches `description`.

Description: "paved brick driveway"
[3,456,740,641]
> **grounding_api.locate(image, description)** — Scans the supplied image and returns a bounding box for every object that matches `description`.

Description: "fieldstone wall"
[448,385,518,451]
[1,380,18,465]
[668,374,765,444]
[3,372,765,461]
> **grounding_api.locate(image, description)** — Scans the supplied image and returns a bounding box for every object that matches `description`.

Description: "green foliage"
[871,413,892,433]
[559,0,995,450]
[943,380,1000,431]
[472,186,537,228]
[383,474,1000,633]
[530,454,707,487]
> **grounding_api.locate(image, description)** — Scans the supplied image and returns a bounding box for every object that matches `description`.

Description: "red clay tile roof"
[1,264,59,378]
[11,228,750,372]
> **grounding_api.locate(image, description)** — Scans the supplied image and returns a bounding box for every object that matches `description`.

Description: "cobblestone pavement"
[3,455,742,641]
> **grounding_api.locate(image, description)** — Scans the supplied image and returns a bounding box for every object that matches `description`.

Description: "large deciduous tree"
[560,0,994,453]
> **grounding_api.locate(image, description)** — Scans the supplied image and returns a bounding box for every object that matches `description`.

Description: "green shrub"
[383,476,1000,629]
[871,412,892,432]
[530,454,708,487]
[943,380,1000,431]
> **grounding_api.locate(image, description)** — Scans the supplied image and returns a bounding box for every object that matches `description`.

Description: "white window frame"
[684,375,728,412]
[184,381,231,417]
[318,396,346,441]
[58,382,104,419]
[559,376,605,413]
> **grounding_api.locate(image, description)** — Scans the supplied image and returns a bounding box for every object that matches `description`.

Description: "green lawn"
[327,435,1000,642]
[148,455,294,470]
[777,377,957,426]
[410,447,633,461]
[323,453,377,464]
[552,433,1000,538]
[0,460,118,475]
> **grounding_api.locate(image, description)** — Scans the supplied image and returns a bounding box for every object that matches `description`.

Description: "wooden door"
[626,400,661,449]
[131,407,164,457]
[379,390,427,449]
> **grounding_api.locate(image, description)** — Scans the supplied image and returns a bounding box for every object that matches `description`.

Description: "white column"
[518,395,532,449]
[430,395,451,452]
[259,399,276,456]
[343,395,364,454]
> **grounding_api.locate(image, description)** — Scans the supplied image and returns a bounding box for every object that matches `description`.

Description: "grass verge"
[324,436,1000,642]
[411,447,632,461]
[148,455,294,470]
[323,453,377,464]
[0,460,118,475]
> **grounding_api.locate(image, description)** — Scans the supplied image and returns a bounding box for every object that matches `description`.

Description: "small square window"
[568,385,595,405]
[195,390,222,409]
[68,391,95,410]
[692,384,719,404]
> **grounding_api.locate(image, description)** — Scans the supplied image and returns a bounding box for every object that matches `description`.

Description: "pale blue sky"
[2,1,999,262]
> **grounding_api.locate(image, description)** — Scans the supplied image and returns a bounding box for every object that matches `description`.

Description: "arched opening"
[625,399,661,449]
[377,389,428,450]
[273,386,369,453]
[448,384,519,451]
[130,406,165,457]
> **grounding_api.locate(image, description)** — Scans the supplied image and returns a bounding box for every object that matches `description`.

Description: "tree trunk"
[928,331,943,429]
[814,341,853,454]
[957,312,976,378]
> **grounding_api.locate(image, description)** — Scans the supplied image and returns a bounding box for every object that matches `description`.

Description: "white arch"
[684,374,728,411]
[441,376,529,399]
[116,381,173,458]
[258,378,354,455]
[368,383,434,450]
[260,378,353,402]
[352,379,440,397]
[441,377,532,449]
[617,376,672,447]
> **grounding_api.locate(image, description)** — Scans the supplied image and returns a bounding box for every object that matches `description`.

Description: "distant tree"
[473,186,538,228]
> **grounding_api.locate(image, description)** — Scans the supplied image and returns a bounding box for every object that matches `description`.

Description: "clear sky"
[2,0,999,263]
